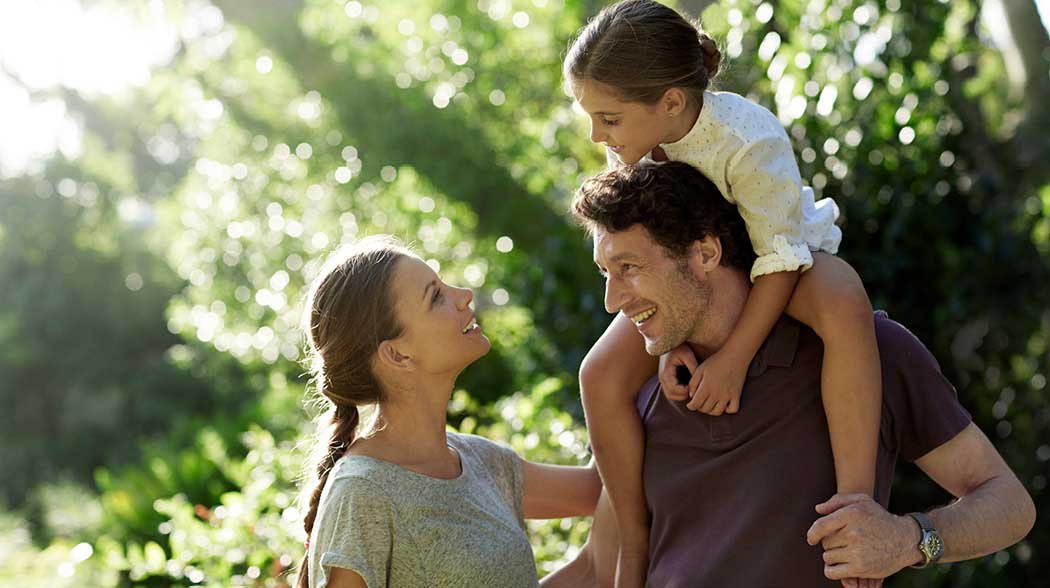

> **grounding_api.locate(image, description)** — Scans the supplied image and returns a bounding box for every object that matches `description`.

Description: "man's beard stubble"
[645,258,712,356]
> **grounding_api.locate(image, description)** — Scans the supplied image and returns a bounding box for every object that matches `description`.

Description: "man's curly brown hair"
[571,161,756,273]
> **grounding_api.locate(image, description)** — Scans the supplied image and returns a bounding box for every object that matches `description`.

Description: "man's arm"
[806,423,1036,581]
[541,488,620,587]
[909,422,1036,563]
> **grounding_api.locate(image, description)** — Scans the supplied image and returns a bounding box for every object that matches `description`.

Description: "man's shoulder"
[871,311,942,372]
[869,312,973,462]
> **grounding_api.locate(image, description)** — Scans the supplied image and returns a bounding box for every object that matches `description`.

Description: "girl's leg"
[580,312,659,587]
[785,253,880,496]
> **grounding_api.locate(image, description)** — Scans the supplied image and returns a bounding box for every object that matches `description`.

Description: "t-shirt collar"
[746,316,801,378]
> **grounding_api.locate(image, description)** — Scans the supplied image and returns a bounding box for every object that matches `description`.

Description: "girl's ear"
[661,87,690,118]
[376,340,413,371]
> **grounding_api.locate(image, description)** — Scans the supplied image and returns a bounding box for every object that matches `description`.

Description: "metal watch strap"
[908,512,937,568]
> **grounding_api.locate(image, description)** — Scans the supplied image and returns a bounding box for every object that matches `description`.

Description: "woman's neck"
[359,378,458,467]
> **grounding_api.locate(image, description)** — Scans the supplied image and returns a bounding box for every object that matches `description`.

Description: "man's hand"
[806,494,920,583]
[685,347,746,415]
[658,344,698,402]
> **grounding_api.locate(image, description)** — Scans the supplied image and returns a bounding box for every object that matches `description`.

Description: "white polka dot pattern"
[656,91,842,282]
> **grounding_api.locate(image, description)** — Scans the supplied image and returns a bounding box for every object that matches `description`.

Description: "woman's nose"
[455,286,473,310]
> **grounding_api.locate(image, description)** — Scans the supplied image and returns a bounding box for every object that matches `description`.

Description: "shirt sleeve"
[460,434,525,524]
[876,315,973,463]
[724,132,813,282]
[313,476,395,588]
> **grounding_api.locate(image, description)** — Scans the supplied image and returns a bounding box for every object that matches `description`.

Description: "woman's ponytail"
[295,404,360,588]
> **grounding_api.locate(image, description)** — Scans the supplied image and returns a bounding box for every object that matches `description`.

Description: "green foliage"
[0,171,254,505]
[1,0,1048,587]
[0,506,116,588]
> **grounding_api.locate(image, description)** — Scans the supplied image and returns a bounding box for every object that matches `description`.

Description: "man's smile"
[629,306,657,325]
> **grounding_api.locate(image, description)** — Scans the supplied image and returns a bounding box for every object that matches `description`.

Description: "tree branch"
[1000,0,1050,175]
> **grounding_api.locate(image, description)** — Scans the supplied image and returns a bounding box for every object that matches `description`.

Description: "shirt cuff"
[750,235,814,281]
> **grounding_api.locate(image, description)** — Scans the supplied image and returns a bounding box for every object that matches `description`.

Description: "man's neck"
[686,271,750,359]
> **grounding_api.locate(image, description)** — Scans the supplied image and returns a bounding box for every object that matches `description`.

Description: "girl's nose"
[589,120,605,144]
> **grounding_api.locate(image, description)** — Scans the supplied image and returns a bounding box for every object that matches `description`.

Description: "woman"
[295,235,602,588]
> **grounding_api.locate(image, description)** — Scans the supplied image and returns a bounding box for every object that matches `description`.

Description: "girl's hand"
[685,348,747,415]
[658,344,699,402]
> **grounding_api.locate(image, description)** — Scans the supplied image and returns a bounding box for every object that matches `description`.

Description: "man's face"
[593,224,711,355]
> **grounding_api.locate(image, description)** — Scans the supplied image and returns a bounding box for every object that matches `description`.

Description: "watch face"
[923,532,945,560]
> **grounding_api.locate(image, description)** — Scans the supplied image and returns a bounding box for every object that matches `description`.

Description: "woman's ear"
[376,340,413,372]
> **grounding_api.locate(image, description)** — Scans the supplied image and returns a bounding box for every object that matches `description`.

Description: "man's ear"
[688,236,723,273]
[376,339,413,372]
[660,87,689,118]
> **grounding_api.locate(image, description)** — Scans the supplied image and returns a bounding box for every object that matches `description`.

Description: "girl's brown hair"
[564,0,722,106]
[294,235,410,588]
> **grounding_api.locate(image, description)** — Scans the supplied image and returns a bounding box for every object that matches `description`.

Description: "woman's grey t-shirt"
[307,432,538,588]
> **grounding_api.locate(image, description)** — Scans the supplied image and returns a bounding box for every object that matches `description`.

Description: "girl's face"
[571,79,679,164]
[388,255,490,378]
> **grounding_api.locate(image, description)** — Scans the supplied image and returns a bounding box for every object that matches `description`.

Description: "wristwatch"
[907,512,944,568]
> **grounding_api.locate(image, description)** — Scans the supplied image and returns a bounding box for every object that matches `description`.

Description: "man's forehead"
[592,225,655,264]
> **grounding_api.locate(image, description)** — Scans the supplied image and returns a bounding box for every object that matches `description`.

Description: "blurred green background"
[1,0,1048,586]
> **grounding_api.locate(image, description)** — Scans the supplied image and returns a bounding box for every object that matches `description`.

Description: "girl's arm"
[680,126,819,414]
[579,314,658,588]
[522,460,603,519]
[724,118,879,500]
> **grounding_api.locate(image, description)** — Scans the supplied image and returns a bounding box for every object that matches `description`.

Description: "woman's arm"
[327,567,368,588]
[522,460,603,519]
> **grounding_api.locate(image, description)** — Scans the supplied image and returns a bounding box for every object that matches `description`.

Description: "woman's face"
[571,79,675,165]
[388,255,490,378]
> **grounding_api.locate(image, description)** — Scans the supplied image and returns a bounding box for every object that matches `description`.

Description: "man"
[545,161,1035,587]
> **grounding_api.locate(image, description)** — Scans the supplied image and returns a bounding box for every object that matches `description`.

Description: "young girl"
[564,1,882,586]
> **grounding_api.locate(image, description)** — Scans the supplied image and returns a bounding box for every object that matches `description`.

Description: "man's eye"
[432,288,443,303]
[603,118,619,126]
[622,264,637,273]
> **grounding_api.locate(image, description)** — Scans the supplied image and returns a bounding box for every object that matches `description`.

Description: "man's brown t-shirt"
[637,313,971,587]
